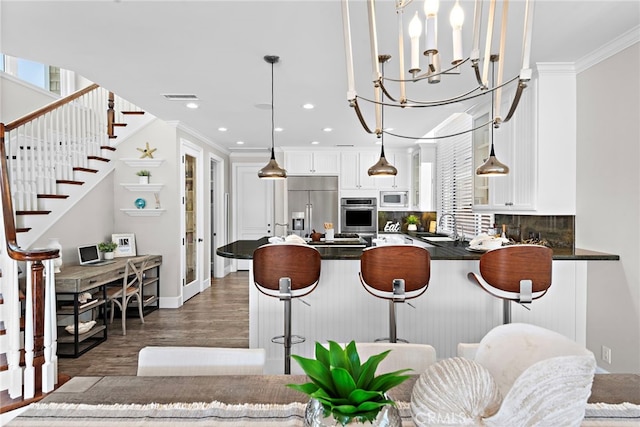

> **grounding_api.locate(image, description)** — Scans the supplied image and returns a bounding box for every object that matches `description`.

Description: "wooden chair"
[252,244,321,374]
[359,245,431,343]
[467,245,553,324]
[107,258,147,335]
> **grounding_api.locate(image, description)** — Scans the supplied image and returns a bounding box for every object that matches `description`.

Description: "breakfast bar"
[217,235,619,374]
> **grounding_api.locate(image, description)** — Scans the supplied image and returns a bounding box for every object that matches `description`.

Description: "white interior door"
[181,142,204,302]
[233,164,274,270]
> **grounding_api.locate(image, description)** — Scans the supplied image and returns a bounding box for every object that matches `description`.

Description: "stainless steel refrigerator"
[287,176,338,238]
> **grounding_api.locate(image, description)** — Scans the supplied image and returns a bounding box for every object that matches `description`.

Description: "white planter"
[138,176,149,184]
[103,251,115,260]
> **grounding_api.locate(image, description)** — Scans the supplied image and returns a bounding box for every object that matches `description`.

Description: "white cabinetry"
[376,151,411,190]
[473,84,536,212]
[472,66,576,215]
[411,145,436,211]
[284,151,340,175]
[340,151,379,190]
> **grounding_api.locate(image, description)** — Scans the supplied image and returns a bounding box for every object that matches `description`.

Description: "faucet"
[438,213,460,241]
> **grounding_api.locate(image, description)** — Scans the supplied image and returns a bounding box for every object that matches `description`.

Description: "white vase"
[408,224,418,231]
[139,176,149,184]
[103,251,115,260]
[47,238,63,273]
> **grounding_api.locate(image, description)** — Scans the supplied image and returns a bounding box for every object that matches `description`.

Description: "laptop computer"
[78,244,115,266]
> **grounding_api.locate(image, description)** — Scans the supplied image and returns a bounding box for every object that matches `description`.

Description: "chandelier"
[341,0,535,142]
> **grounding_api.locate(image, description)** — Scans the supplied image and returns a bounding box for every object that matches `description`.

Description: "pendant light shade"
[258,55,287,180]
[369,55,397,177]
[476,143,510,175]
[368,144,398,176]
[476,56,509,176]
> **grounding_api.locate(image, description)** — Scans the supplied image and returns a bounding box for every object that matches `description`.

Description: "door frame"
[209,152,227,278]
[180,139,205,304]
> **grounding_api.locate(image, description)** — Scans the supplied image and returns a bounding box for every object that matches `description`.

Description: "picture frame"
[112,233,136,257]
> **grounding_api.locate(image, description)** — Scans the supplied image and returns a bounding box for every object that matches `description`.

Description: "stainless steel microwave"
[379,191,409,208]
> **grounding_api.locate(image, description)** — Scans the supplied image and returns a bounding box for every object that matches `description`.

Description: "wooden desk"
[54,255,162,357]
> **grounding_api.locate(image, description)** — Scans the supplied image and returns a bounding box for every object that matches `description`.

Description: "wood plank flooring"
[58,272,249,378]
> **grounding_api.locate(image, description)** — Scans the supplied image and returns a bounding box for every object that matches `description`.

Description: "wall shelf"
[120,183,164,192]
[120,209,166,217]
[120,158,165,168]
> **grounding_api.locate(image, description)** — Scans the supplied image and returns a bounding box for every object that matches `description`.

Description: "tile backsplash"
[494,214,575,249]
[378,211,437,233]
[378,211,575,249]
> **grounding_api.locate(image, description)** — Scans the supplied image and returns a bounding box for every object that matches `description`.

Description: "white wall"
[576,43,640,373]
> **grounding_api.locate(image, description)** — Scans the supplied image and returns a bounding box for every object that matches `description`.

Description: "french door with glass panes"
[181,142,204,303]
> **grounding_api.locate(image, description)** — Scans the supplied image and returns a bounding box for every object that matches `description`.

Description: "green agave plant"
[287,341,411,425]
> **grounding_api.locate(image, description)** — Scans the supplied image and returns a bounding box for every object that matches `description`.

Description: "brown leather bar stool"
[252,244,321,374]
[467,245,553,324]
[359,245,431,343]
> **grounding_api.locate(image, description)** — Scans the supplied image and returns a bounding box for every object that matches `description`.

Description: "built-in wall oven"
[340,197,377,235]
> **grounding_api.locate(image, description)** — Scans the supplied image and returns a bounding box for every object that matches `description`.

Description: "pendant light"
[258,55,287,180]
[368,55,398,177]
[476,55,509,176]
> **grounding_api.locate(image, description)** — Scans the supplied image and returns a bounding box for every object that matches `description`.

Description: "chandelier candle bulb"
[450,0,465,64]
[424,0,439,62]
[409,12,423,73]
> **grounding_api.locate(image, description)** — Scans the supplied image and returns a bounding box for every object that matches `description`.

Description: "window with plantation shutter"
[435,113,492,238]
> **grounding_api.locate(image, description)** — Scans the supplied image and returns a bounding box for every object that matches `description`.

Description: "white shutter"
[436,113,492,238]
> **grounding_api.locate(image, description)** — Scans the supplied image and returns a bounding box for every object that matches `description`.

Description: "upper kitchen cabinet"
[411,144,436,211]
[472,65,577,215]
[472,86,536,213]
[284,151,340,175]
[376,150,411,191]
[340,151,379,191]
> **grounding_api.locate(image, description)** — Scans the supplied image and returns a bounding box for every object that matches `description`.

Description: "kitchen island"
[217,236,619,374]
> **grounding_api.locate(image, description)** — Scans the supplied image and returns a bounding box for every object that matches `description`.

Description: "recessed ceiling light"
[218,127,228,132]
[311,141,320,145]
[186,102,199,109]
[236,141,245,145]
[274,127,283,132]
[322,127,333,132]
[302,103,314,110]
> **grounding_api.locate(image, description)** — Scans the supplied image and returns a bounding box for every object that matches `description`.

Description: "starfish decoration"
[137,142,157,159]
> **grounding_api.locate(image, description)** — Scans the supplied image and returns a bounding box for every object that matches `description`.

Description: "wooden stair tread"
[56,180,84,185]
[17,228,32,233]
[113,123,127,127]
[121,111,145,115]
[73,167,98,173]
[37,194,69,199]
[108,136,118,139]
[88,156,110,162]
[101,146,116,151]
[16,210,51,215]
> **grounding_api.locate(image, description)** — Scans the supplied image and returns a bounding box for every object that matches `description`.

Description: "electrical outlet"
[601,345,612,364]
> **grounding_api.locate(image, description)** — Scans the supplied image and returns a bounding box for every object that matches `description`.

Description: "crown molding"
[165,120,230,155]
[575,25,640,73]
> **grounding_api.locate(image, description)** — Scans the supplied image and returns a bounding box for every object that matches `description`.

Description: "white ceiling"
[1,0,638,153]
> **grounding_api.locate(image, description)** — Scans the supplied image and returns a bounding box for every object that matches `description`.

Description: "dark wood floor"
[58,272,249,378]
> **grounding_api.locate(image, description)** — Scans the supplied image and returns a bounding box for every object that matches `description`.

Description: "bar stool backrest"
[478,245,553,296]
[360,245,431,299]
[253,244,321,298]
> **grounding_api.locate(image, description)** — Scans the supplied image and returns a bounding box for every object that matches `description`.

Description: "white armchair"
[411,323,596,426]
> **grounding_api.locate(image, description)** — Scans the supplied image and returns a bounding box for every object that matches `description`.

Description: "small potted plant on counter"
[288,341,410,426]
[136,170,151,184]
[406,214,420,231]
[98,241,118,260]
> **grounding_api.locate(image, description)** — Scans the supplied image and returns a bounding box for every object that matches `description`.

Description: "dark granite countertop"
[216,236,619,261]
